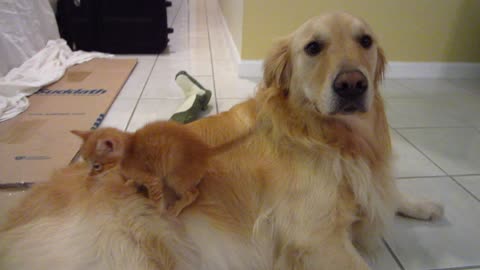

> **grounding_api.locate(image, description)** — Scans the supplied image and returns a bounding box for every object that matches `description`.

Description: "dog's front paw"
[398,200,444,221]
[417,201,444,220]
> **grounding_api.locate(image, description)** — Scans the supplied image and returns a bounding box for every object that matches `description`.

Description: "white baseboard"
[238,60,480,79]
[386,62,480,79]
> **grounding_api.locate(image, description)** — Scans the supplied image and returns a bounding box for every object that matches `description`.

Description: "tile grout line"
[396,175,448,180]
[394,128,480,204]
[429,265,480,270]
[382,239,406,270]
[446,173,480,177]
[392,129,453,176]
[139,97,196,100]
[391,128,448,177]
[204,0,219,114]
[449,177,480,204]
[398,174,480,203]
[124,55,159,131]
[394,126,478,130]
[123,0,188,131]
[395,174,480,202]
[186,0,190,54]
[169,0,186,28]
[397,174,480,179]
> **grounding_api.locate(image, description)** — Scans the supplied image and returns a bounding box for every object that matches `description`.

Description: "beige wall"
[239,0,480,62]
[218,0,244,53]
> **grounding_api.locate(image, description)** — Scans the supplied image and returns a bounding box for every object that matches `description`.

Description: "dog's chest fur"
[257,145,395,251]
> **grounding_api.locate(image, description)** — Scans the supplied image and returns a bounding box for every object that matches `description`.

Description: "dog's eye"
[358,34,373,49]
[304,41,323,56]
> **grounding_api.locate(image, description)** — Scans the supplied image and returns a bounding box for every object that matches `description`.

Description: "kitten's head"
[71,128,129,175]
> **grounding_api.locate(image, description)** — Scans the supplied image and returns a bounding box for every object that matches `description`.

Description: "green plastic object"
[169,71,212,124]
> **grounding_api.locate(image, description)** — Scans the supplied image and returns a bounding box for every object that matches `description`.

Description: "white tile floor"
[1,0,480,269]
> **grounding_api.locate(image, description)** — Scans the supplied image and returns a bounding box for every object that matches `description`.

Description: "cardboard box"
[0,58,137,185]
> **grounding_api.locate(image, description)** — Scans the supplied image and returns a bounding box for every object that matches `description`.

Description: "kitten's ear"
[96,138,124,157]
[71,130,91,141]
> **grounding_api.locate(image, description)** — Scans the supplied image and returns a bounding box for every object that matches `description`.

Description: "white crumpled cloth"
[0,0,60,76]
[0,39,112,122]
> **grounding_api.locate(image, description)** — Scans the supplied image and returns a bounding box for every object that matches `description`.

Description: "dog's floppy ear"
[263,38,292,94]
[374,46,386,88]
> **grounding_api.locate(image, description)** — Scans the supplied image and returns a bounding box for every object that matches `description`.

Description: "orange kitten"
[72,121,244,216]
[71,128,129,176]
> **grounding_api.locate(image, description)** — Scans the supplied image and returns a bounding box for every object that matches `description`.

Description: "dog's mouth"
[314,98,367,116]
[331,99,367,115]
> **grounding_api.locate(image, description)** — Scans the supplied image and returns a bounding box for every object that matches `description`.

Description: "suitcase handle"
[166,1,172,7]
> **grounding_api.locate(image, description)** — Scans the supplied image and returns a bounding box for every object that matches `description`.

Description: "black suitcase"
[57,0,173,53]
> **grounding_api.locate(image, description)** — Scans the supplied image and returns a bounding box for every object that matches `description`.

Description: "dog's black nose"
[333,70,368,98]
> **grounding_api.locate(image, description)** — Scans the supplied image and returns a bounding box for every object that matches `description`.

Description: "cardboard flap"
[0,58,137,184]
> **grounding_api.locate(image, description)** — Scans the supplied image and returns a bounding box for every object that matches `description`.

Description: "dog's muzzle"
[331,70,368,114]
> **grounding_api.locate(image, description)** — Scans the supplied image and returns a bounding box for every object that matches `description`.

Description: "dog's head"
[263,12,385,117]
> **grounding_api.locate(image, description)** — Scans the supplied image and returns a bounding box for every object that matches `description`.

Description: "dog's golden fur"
[0,12,443,270]
[0,163,198,270]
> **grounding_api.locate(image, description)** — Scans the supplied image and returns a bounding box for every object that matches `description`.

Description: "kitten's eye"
[358,34,373,49]
[93,163,103,171]
[304,41,323,56]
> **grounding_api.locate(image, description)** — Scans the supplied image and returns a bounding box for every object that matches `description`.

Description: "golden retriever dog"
[0,12,443,270]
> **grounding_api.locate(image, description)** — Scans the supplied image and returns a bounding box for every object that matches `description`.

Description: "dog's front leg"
[274,235,371,270]
[396,192,444,221]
